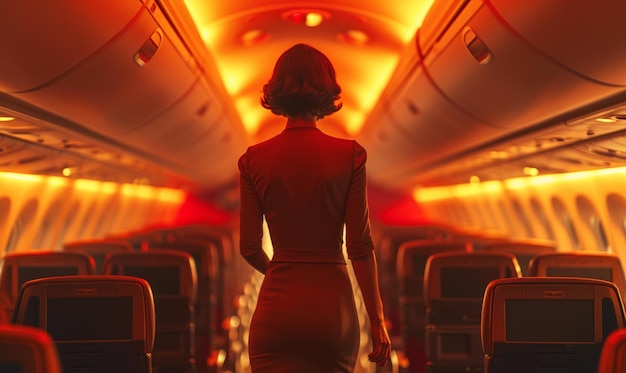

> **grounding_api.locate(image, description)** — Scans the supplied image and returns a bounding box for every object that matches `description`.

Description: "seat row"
[0,223,241,373]
[378,226,626,373]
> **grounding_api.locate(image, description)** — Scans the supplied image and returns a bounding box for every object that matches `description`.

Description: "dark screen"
[440,267,501,298]
[440,333,470,356]
[546,267,613,282]
[124,266,180,295]
[17,266,78,289]
[0,362,22,373]
[505,299,594,342]
[47,296,133,341]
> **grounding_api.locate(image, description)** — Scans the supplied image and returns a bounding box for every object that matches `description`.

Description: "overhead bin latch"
[463,26,492,64]
[134,29,163,66]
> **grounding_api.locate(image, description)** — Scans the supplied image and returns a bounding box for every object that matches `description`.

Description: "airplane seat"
[395,240,472,373]
[11,275,155,373]
[443,230,511,251]
[0,251,96,318]
[163,225,236,356]
[0,291,11,323]
[527,251,626,300]
[482,277,626,373]
[598,328,626,373]
[146,240,220,373]
[423,251,521,373]
[482,240,557,276]
[63,239,134,274]
[375,225,452,333]
[102,250,198,373]
[0,324,62,373]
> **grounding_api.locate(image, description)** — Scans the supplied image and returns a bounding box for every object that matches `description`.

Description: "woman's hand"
[368,321,391,366]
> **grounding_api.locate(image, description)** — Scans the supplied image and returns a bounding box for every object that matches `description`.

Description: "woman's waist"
[271,247,346,264]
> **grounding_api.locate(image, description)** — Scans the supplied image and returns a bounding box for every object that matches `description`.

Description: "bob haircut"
[261,44,342,119]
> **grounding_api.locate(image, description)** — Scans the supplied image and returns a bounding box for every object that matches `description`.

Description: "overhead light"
[337,30,369,46]
[241,29,270,46]
[0,116,15,122]
[596,117,617,123]
[305,12,323,27]
[523,167,539,176]
[283,10,330,28]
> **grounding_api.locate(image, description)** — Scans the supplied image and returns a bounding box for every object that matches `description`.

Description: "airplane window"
[551,197,581,250]
[577,196,610,252]
[5,220,22,254]
[589,216,610,252]
[5,199,38,253]
[605,193,626,245]
[530,198,555,241]
[54,201,80,249]
[498,200,515,236]
[512,199,534,238]
[31,219,50,249]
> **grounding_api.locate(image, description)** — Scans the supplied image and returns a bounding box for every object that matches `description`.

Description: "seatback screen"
[46,296,133,341]
[124,266,180,296]
[546,267,613,282]
[17,266,78,290]
[505,299,594,342]
[440,267,500,298]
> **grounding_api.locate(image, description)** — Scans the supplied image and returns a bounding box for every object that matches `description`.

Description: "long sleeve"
[345,141,374,259]
[238,150,270,274]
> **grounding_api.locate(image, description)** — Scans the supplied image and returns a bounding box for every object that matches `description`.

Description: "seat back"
[396,240,472,335]
[395,240,472,370]
[0,324,62,373]
[598,328,626,373]
[482,277,626,373]
[482,240,557,275]
[103,250,198,373]
[528,251,626,300]
[63,239,133,274]
[12,275,155,373]
[0,251,96,317]
[424,252,521,372]
[146,240,220,373]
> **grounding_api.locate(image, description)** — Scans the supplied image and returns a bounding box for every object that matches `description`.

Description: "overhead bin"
[487,0,626,87]
[419,0,626,131]
[123,78,246,187]
[1,0,197,137]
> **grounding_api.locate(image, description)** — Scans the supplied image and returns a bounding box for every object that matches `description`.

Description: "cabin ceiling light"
[337,29,369,46]
[241,29,270,46]
[283,10,329,27]
[596,117,618,123]
[523,167,539,176]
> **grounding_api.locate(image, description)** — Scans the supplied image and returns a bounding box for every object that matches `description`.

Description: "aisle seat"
[482,240,556,276]
[482,277,626,373]
[103,250,198,373]
[0,324,62,373]
[12,275,155,373]
[527,251,626,299]
[598,328,626,373]
[423,252,521,372]
[0,251,96,318]
[63,239,133,274]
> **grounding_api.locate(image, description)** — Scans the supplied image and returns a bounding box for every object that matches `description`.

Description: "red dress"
[239,126,375,372]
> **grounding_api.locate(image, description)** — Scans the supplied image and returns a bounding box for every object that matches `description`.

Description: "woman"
[238,43,391,372]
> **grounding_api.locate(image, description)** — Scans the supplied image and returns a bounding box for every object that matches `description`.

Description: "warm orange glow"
[183,1,435,138]
[415,165,626,203]
[0,116,15,122]
[305,12,324,27]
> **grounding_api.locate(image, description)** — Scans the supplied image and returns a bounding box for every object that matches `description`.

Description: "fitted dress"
[238,126,375,372]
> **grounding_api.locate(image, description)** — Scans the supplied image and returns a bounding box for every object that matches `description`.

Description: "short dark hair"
[261,44,342,119]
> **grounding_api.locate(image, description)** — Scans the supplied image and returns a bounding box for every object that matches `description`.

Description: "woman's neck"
[286,115,316,128]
